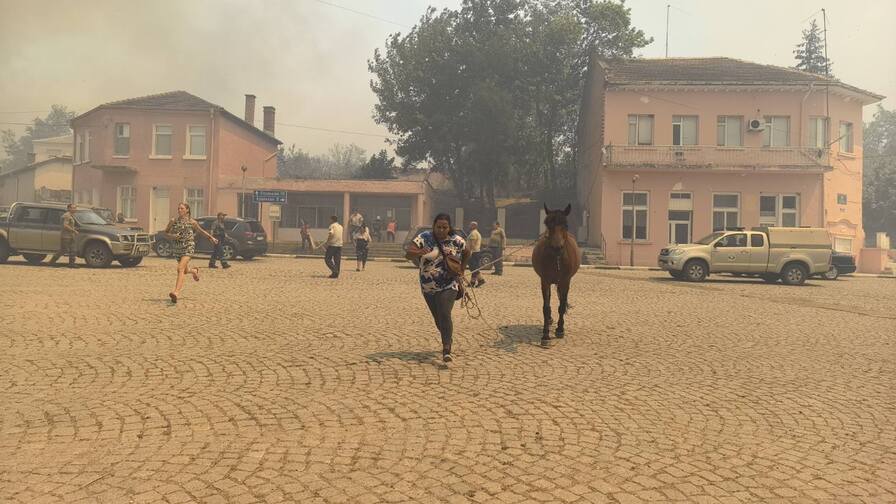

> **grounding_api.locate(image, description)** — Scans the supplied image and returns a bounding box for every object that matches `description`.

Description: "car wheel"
[781,263,808,286]
[222,243,236,260]
[84,242,113,268]
[118,257,143,267]
[0,238,10,264]
[683,259,708,282]
[23,253,47,265]
[823,265,840,280]
[155,240,173,257]
[478,251,494,271]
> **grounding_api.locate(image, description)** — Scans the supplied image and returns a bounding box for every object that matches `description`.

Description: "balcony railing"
[604,145,831,170]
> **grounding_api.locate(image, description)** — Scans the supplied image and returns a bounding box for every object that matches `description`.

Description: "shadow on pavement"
[366,350,440,364]
[495,324,547,352]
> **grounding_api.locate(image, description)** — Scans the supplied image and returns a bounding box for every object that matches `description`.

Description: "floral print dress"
[171,216,196,260]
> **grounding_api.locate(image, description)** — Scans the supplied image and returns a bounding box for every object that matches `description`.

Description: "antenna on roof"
[665,4,670,57]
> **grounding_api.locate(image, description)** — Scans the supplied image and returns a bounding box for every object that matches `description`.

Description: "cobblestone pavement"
[1,256,894,504]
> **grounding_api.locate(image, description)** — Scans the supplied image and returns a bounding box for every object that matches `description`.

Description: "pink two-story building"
[577,57,884,269]
[71,91,282,233]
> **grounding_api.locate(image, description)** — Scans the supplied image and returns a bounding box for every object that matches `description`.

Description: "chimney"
[244,94,256,125]
[263,106,275,136]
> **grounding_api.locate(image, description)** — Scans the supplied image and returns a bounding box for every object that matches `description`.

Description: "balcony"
[604,145,831,172]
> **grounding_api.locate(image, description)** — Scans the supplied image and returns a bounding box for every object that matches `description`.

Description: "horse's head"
[543,203,571,234]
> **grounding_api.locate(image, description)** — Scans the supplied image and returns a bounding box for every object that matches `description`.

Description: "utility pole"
[665,4,670,57]
[241,165,248,218]
[822,9,830,120]
[630,174,639,267]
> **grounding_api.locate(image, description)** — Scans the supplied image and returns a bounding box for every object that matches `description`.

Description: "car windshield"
[94,209,114,223]
[74,210,109,225]
[695,232,726,245]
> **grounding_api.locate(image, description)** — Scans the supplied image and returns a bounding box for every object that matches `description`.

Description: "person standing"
[405,213,468,363]
[467,221,484,287]
[208,212,231,269]
[166,202,218,303]
[298,219,312,254]
[489,220,506,276]
[49,203,79,268]
[372,216,383,242]
[349,209,364,236]
[353,223,371,271]
[386,218,397,243]
[324,215,344,278]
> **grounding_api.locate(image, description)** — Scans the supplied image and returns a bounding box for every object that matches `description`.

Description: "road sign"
[269,204,281,222]
[253,190,287,203]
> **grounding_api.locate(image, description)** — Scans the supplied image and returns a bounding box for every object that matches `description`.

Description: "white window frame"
[762,116,790,147]
[184,188,205,217]
[114,123,130,158]
[151,124,173,159]
[672,115,698,146]
[808,116,829,149]
[75,131,90,164]
[712,193,740,232]
[117,185,137,222]
[833,236,853,253]
[839,121,854,154]
[759,193,800,227]
[716,116,743,147]
[627,115,654,146]
[621,191,649,241]
[184,125,207,160]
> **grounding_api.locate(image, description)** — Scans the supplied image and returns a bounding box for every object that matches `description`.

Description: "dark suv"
[153,216,267,260]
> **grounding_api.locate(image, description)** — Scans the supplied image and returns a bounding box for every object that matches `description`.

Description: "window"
[295,206,338,228]
[751,234,765,248]
[717,233,747,248]
[75,131,90,163]
[833,236,853,253]
[118,185,136,220]
[716,116,743,147]
[185,188,205,217]
[837,193,847,205]
[115,123,130,156]
[839,122,854,153]
[13,206,48,224]
[187,126,207,158]
[45,209,66,228]
[237,193,259,220]
[808,117,828,148]
[712,193,739,231]
[762,116,790,147]
[627,115,654,146]
[622,191,648,240]
[153,125,173,157]
[760,194,799,227]
[672,116,698,146]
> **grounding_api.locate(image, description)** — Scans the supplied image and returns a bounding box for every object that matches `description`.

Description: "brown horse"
[532,204,580,340]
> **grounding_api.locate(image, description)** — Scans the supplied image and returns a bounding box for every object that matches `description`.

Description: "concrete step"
[580,247,607,266]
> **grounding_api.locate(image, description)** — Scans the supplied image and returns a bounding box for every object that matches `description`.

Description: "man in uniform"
[49,203,79,268]
[489,221,506,276]
[208,212,231,269]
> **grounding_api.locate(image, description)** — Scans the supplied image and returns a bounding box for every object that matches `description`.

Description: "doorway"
[152,187,169,233]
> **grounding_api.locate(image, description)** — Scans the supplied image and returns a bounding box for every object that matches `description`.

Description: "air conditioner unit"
[747,118,764,132]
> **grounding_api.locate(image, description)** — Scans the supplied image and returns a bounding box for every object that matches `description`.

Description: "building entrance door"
[151,188,169,233]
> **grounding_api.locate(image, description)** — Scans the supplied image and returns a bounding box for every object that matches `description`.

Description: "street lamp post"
[630,174,639,267]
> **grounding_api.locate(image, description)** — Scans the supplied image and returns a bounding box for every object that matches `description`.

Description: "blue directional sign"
[253,190,287,203]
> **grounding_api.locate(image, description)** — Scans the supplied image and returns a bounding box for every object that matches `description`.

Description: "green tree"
[357,150,398,179]
[1,104,76,172]
[368,0,650,212]
[277,142,366,180]
[863,106,896,240]
[793,19,832,76]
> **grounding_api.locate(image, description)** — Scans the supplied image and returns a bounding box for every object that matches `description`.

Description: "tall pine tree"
[793,19,832,76]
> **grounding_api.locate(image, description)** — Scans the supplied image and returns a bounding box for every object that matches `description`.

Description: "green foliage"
[368,0,650,208]
[1,104,75,172]
[863,106,896,240]
[357,150,397,179]
[277,143,367,180]
[793,19,832,76]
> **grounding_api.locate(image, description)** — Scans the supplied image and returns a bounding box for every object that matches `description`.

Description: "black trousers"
[424,289,456,352]
[209,239,228,266]
[490,247,503,274]
[325,246,342,276]
[355,239,369,266]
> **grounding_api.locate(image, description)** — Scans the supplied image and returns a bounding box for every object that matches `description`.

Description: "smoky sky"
[1,0,893,159]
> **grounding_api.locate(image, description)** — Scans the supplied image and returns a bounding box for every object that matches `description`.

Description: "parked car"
[658,227,832,285]
[401,226,486,268]
[0,202,153,267]
[153,216,267,260]
[820,251,857,280]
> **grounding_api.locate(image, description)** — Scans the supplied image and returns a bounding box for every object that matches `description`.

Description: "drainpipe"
[800,84,815,149]
[208,108,216,214]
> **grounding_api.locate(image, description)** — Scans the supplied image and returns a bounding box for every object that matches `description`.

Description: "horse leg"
[541,281,552,340]
[556,280,570,338]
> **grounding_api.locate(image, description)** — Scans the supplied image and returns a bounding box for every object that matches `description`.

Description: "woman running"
[166,202,217,303]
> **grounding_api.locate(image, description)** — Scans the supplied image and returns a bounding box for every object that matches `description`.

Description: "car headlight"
[668,248,685,256]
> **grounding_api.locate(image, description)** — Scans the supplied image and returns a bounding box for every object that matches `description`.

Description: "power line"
[310,0,410,29]
[276,121,395,139]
